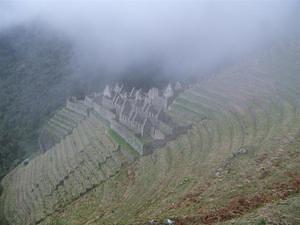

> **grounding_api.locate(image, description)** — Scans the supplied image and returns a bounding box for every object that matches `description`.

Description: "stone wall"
[110,120,144,155]
[143,140,165,154]
[93,103,115,122]
[102,97,115,110]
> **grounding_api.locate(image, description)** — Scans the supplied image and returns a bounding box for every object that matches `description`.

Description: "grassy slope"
[39,39,300,225]
[108,128,140,159]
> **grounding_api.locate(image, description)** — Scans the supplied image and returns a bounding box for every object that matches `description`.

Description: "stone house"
[80,82,188,154]
[100,83,181,140]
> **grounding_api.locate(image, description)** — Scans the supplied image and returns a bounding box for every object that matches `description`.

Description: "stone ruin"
[45,82,190,155]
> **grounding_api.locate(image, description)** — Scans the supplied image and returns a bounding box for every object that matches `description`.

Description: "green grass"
[107,128,139,158]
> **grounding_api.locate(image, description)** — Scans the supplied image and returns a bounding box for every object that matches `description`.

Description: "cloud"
[0,0,298,79]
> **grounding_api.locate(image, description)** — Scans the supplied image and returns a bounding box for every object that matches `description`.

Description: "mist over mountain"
[0,1,300,225]
[0,20,169,178]
[1,0,299,79]
[0,0,299,180]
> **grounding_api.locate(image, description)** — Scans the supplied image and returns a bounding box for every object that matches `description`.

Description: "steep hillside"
[0,24,74,178]
[1,38,300,225]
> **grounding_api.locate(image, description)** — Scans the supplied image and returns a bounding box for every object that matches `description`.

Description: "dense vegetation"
[0,24,75,178]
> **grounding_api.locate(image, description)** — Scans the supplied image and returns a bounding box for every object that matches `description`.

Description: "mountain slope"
[0,22,173,179]
[1,38,300,225]
[0,24,75,178]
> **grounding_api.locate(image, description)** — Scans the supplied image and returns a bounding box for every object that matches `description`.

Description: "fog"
[0,0,299,82]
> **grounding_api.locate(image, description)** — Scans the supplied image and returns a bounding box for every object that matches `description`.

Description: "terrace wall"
[110,120,144,155]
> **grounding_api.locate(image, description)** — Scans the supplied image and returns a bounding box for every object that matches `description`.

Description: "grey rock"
[164,218,175,225]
